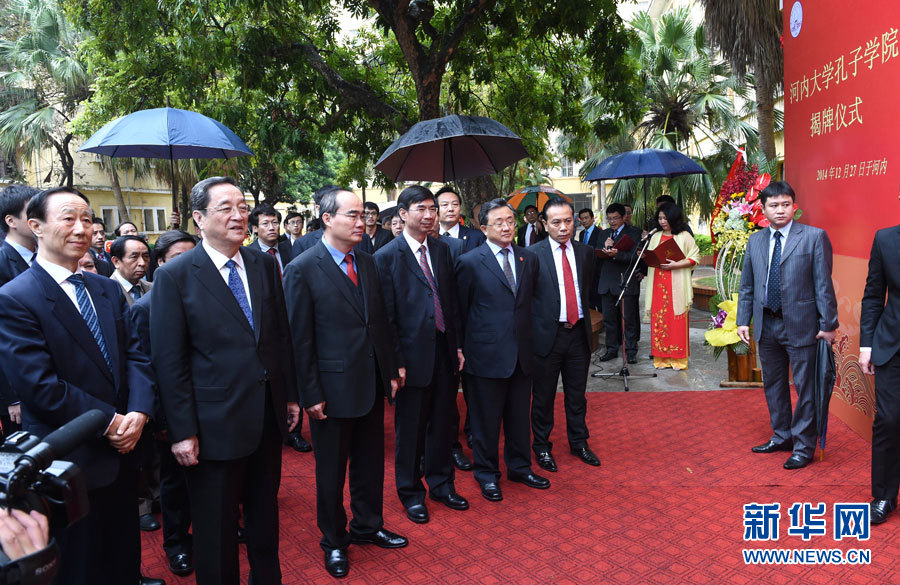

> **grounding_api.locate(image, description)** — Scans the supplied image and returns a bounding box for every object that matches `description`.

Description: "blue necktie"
[226,259,254,330]
[130,285,142,301]
[67,274,112,372]
[767,231,782,311]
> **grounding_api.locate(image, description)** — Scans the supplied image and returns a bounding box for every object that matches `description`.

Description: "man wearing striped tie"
[375,186,469,525]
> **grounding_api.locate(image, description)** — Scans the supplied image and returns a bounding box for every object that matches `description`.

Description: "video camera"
[0,410,108,585]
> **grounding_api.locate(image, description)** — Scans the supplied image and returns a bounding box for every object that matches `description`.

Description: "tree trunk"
[106,160,131,226]
[457,175,499,221]
[755,80,777,163]
[180,184,190,234]
[62,134,75,188]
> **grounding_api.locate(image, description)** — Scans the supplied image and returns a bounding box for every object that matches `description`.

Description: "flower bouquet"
[704,294,749,359]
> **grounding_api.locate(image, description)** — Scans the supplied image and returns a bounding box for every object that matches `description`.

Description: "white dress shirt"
[550,238,584,321]
[442,223,461,238]
[524,222,537,246]
[257,240,285,273]
[36,256,96,314]
[765,220,793,298]
[203,239,252,310]
[403,230,434,275]
[485,239,516,285]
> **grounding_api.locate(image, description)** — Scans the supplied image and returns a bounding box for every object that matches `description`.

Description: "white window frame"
[99,205,169,235]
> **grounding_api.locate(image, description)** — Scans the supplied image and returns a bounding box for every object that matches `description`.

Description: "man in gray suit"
[737,181,838,470]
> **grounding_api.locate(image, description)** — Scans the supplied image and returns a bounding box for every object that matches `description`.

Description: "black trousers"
[466,363,533,485]
[53,455,140,585]
[137,432,161,516]
[185,397,283,585]
[531,321,591,452]
[873,351,900,500]
[394,333,457,507]
[158,436,192,559]
[601,293,640,356]
[309,396,385,552]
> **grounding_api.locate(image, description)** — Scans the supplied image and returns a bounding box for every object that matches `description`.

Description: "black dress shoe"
[405,503,429,524]
[599,351,618,362]
[783,453,811,469]
[324,549,349,578]
[350,528,408,549]
[286,433,312,452]
[751,439,793,453]
[451,447,473,471]
[571,446,601,467]
[429,490,470,510]
[627,355,638,364]
[480,481,503,502]
[508,472,551,489]
[871,498,897,524]
[140,577,166,585]
[466,435,473,449]
[139,513,161,532]
[534,450,557,472]
[168,552,193,577]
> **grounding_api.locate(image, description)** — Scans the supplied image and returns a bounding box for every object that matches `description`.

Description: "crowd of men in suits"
[2,177,897,584]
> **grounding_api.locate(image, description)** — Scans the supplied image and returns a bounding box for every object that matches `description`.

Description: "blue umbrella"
[79,107,253,208]
[584,148,707,221]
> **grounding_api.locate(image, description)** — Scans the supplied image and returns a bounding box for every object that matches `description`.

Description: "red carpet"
[140,389,900,584]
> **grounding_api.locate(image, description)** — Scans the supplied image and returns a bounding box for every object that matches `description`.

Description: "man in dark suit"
[130,229,198,577]
[284,188,407,579]
[577,208,600,248]
[150,176,300,585]
[283,211,304,246]
[596,203,643,363]
[109,235,153,307]
[292,186,374,259]
[859,225,900,524]
[436,186,486,253]
[90,217,114,276]
[530,199,601,473]
[375,186,469,525]
[363,201,394,251]
[0,184,39,436]
[516,204,547,247]
[737,181,838,470]
[247,204,311,454]
[0,186,155,585]
[456,198,550,502]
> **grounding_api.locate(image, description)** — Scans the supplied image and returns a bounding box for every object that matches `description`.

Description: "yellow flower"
[704,294,742,347]
[731,191,745,199]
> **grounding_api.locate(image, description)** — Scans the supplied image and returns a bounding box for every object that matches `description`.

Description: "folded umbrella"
[814,337,837,460]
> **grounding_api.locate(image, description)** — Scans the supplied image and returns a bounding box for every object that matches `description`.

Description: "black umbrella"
[584,148,707,222]
[814,338,837,459]
[374,114,529,182]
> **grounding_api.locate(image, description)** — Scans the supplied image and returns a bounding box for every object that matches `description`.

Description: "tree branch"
[434,0,495,68]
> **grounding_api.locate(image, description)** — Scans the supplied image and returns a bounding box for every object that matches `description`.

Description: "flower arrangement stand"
[720,338,764,388]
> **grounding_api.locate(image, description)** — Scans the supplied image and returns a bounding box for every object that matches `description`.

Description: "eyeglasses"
[203,204,249,216]
[286,219,303,226]
[486,219,516,229]
[363,210,379,217]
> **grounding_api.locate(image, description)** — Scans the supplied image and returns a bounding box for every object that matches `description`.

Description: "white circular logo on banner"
[790,1,803,38]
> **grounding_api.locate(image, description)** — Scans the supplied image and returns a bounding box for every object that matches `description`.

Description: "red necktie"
[266,247,282,279]
[560,243,578,325]
[344,254,358,286]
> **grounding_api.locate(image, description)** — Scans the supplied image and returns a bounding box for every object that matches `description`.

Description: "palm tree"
[0,0,91,187]
[700,0,783,162]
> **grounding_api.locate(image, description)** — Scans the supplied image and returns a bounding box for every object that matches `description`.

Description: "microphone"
[7,410,108,497]
[641,227,659,241]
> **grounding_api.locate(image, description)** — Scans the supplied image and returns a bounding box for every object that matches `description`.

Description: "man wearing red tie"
[529,199,600,472]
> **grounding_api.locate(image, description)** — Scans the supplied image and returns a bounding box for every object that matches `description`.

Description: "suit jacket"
[290,228,373,260]
[374,235,460,387]
[367,227,394,252]
[89,248,114,277]
[111,271,152,307]
[455,242,538,378]
[737,222,838,345]
[441,235,465,263]
[448,224,486,253]
[530,238,594,357]
[0,262,155,490]
[860,226,900,366]
[0,240,30,286]
[596,225,643,296]
[150,245,298,460]
[283,241,399,418]
[578,225,601,248]
[517,222,547,247]
[246,238,293,270]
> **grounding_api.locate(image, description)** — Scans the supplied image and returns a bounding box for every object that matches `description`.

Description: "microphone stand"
[591,233,657,391]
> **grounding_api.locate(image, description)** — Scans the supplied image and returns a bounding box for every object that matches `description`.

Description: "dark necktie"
[344,254,358,286]
[266,247,282,279]
[529,225,536,246]
[500,248,516,290]
[225,259,254,330]
[130,284,142,301]
[766,231,783,311]
[560,243,578,325]
[579,230,586,243]
[418,246,445,332]
[66,274,112,372]
[443,231,451,237]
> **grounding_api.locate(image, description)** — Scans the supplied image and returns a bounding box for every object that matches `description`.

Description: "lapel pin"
[519,256,524,261]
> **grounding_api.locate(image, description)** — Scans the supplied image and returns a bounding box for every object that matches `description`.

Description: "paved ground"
[586,265,731,393]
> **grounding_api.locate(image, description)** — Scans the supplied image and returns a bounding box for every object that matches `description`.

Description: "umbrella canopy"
[814,337,837,457]
[79,107,253,209]
[584,148,707,182]
[374,114,529,182]
[506,185,571,213]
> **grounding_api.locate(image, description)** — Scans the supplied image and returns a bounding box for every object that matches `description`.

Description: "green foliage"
[694,233,714,257]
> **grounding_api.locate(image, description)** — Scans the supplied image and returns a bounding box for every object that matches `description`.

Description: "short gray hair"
[319,187,353,219]
[190,176,239,213]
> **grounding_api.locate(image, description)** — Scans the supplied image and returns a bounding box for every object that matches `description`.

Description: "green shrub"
[694,233,714,257]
